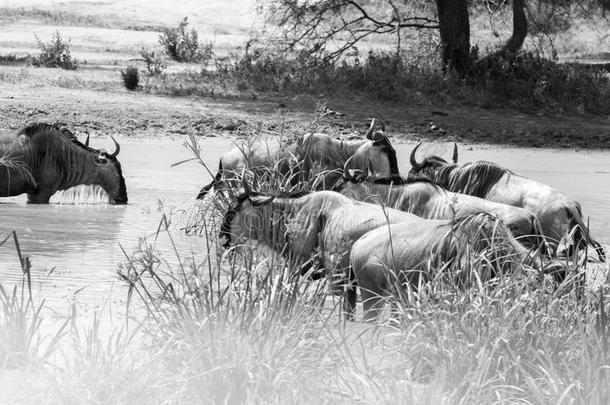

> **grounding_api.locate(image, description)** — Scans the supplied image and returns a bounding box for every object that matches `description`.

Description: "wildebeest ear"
[352,169,366,182]
[241,176,252,195]
[365,118,375,139]
[342,167,352,181]
[236,187,247,198]
[370,131,384,142]
[249,194,274,206]
[84,134,90,147]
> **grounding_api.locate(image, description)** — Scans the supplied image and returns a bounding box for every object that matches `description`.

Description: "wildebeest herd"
[2,121,605,321]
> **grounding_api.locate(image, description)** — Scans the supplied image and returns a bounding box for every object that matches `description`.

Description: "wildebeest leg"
[299,256,325,280]
[353,262,389,322]
[361,289,385,322]
[344,265,357,322]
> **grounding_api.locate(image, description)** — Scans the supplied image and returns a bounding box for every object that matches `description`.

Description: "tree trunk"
[503,0,527,53]
[436,0,471,76]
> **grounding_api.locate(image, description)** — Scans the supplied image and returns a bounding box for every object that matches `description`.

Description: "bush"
[472,51,610,114]
[121,66,139,90]
[159,17,213,63]
[140,48,166,76]
[31,30,77,70]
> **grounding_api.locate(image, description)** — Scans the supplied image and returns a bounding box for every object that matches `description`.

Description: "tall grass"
[1,134,609,403]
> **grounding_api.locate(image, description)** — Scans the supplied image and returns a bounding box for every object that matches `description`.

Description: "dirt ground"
[1,79,610,150]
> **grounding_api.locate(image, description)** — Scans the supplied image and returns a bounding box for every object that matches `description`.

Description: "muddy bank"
[1,79,610,149]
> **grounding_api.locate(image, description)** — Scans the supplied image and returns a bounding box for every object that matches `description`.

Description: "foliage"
[172,48,607,116]
[31,30,77,70]
[159,17,213,63]
[472,51,610,114]
[120,66,139,90]
[140,48,166,76]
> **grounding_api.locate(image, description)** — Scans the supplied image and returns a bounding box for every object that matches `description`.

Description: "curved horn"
[84,134,90,147]
[109,136,120,157]
[378,119,386,132]
[365,118,376,139]
[410,141,423,170]
[452,143,458,164]
[342,156,354,180]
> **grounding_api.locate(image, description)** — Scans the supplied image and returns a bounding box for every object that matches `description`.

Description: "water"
[0,138,608,313]
[0,137,233,313]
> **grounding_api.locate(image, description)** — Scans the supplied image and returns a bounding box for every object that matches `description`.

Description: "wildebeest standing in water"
[219,181,424,320]
[351,213,560,321]
[196,119,399,199]
[0,123,128,204]
[335,170,547,252]
[408,142,605,265]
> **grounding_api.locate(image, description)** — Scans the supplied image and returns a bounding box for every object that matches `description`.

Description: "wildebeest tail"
[566,206,606,262]
[196,161,223,200]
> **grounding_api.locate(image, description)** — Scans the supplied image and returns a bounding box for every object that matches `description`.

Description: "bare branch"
[262,0,438,62]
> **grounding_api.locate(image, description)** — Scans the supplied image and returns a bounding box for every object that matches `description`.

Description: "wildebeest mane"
[18,123,93,152]
[434,161,510,198]
[369,175,407,185]
[372,136,399,175]
[15,123,99,187]
[273,190,311,199]
[355,174,443,189]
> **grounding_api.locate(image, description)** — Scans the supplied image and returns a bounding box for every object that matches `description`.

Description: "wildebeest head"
[17,123,128,204]
[92,137,128,204]
[408,142,458,178]
[352,119,399,177]
[219,180,275,249]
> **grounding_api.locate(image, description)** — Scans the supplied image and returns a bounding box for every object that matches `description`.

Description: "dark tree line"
[263,0,609,76]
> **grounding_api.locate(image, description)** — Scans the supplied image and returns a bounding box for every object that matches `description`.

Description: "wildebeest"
[335,170,546,250]
[0,123,127,204]
[351,213,557,321]
[408,142,605,263]
[196,119,398,199]
[219,182,424,319]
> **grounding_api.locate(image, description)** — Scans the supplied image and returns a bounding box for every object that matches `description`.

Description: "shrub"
[140,48,166,76]
[31,30,77,70]
[121,66,139,90]
[471,51,610,114]
[159,17,213,63]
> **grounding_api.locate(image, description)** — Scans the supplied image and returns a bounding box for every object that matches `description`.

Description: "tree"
[436,0,470,75]
[262,0,610,76]
[265,1,438,61]
[263,0,472,75]
[504,0,527,54]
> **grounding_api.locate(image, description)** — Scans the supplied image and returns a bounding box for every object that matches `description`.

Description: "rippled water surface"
[0,137,233,311]
[0,138,608,312]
